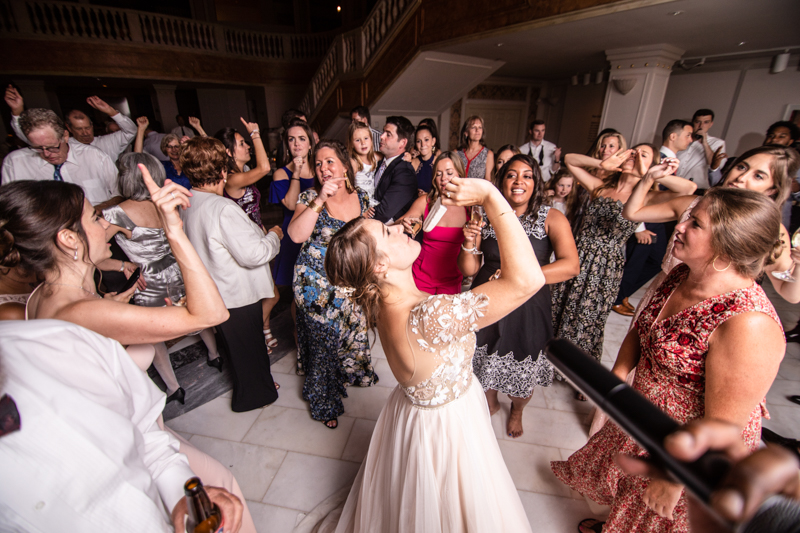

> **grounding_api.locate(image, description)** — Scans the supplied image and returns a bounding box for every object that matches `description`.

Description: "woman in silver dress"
[103,152,223,403]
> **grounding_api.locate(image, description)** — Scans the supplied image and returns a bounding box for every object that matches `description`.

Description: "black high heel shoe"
[207,356,223,372]
[167,387,186,405]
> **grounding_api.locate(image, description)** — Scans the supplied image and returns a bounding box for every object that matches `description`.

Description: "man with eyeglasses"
[5,86,136,162]
[1,108,118,205]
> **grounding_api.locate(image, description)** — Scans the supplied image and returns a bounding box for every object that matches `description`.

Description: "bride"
[296,176,544,532]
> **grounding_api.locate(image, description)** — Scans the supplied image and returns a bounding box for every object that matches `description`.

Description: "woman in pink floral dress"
[552,188,786,533]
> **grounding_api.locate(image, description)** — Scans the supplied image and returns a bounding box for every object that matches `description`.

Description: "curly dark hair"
[180,137,228,188]
[492,153,546,217]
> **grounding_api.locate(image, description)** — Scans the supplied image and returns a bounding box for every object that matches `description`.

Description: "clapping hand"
[86,96,118,116]
[4,85,23,115]
[600,149,634,172]
[140,164,192,235]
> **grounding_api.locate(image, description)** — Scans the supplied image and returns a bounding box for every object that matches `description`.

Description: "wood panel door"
[463,102,526,152]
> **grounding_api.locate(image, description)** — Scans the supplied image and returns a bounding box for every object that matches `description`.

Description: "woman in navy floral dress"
[288,140,378,428]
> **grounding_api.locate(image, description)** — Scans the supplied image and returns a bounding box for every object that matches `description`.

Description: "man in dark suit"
[371,116,417,223]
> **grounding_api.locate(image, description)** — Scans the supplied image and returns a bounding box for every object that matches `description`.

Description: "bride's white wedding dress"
[294,291,532,533]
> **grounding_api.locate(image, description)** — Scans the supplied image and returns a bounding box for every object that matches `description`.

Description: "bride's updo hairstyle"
[325,217,383,329]
[703,187,782,278]
[0,181,87,278]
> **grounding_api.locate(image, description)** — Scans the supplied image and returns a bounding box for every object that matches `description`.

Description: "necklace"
[44,282,99,298]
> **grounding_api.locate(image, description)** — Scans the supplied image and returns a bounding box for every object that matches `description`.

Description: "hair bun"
[0,222,21,269]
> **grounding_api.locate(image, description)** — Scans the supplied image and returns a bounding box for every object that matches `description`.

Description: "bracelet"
[496,210,515,218]
[291,177,301,181]
[119,260,125,272]
[461,244,477,253]
[249,129,260,136]
[309,201,324,214]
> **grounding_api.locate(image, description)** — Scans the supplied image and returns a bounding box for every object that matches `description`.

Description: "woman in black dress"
[459,154,580,438]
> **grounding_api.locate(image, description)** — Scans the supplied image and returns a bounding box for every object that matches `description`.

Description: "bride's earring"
[73,248,79,261]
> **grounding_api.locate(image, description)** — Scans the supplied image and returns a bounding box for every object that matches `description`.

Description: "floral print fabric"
[551,196,638,362]
[293,188,377,421]
[551,264,781,533]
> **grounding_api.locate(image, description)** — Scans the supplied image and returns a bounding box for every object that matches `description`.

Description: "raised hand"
[711,145,727,170]
[600,149,633,172]
[239,116,259,135]
[318,177,346,202]
[140,163,192,235]
[4,85,23,116]
[86,96,118,116]
[634,148,650,177]
[441,176,494,207]
[554,146,562,164]
[136,116,149,130]
[645,159,679,181]
[188,117,201,130]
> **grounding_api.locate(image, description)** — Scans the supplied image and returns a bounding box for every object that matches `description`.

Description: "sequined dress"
[294,291,533,533]
[551,264,780,533]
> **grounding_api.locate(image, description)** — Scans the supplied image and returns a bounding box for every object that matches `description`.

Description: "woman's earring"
[712,256,731,272]
[384,272,388,279]
[73,248,79,261]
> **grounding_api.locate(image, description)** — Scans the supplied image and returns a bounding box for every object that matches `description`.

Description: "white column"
[599,44,684,146]
[151,84,180,132]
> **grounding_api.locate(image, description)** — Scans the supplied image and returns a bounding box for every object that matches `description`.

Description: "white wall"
[557,82,606,155]
[656,60,800,154]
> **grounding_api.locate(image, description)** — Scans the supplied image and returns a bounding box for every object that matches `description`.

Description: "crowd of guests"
[1,79,800,532]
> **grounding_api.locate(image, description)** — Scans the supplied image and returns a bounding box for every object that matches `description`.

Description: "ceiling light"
[496,43,504,47]
[738,41,746,46]
[668,11,684,16]
[336,5,341,12]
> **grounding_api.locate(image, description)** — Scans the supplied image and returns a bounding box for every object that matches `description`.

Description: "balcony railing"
[299,0,419,120]
[0,0,332,61]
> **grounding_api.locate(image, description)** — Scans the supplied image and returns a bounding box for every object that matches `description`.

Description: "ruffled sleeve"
[409,291,489,352]
[102,204,135,232]
[269,178,290,205]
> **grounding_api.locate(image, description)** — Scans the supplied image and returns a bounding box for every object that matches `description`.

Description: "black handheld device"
[119,267,141,293]
[544,338,730,503]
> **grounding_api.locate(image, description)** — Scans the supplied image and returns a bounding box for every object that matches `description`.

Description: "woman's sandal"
[263,328,278,349]
[578,518,604,533]
[324,419,338,429]
[275,382,280,390]
[575,391,587,402]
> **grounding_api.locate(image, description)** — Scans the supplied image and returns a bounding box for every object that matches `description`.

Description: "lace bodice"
[404,291,489,408]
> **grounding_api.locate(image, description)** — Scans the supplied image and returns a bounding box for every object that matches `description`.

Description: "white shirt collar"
[382,153,401,167]
[660,146,677,159]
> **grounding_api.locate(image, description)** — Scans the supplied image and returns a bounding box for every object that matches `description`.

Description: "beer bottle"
[184,477,223,533]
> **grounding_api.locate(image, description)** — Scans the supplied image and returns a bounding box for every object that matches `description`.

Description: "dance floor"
[166,280,800,532]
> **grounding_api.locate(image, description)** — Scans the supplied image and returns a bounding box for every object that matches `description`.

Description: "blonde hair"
[347,120,378,172]
[703,187,782,278]
[590,132,627,159]
[427,152,466,205]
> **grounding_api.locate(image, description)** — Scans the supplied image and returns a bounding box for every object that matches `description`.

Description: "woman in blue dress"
[270,119,316,287]
[288,139,377,428]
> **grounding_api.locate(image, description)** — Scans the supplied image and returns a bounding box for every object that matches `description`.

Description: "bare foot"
[578,518,604,532]
[507,404,524,438]
[487,398,501,416]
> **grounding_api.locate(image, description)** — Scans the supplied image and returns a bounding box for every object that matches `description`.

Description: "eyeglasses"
[30,141,63,154]
[166,145,181,150]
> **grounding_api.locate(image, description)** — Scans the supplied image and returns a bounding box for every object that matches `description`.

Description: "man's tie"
[53,164,64,181]
[373,160,387,187]
[538,147,544,167]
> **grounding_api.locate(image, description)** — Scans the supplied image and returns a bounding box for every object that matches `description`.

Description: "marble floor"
[166,280,800,532]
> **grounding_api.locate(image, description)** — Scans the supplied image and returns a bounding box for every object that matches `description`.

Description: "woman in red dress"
[552,187,786,533]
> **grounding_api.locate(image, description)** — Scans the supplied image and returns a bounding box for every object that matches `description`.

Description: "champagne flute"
[468,206,484,255]
[771,228,800,282]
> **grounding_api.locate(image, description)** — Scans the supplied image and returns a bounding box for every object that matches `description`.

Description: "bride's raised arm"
[442,177,544,328]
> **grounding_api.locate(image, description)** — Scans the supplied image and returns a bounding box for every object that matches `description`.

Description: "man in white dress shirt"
[519,119,561,181]
[5,85,136,161]
[0,320,242,532]
[1,108,119,205]
[171,114,196,138]
[676,108,727,190]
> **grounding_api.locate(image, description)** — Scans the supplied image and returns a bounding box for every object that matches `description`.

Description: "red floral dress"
[551,264,781,533]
